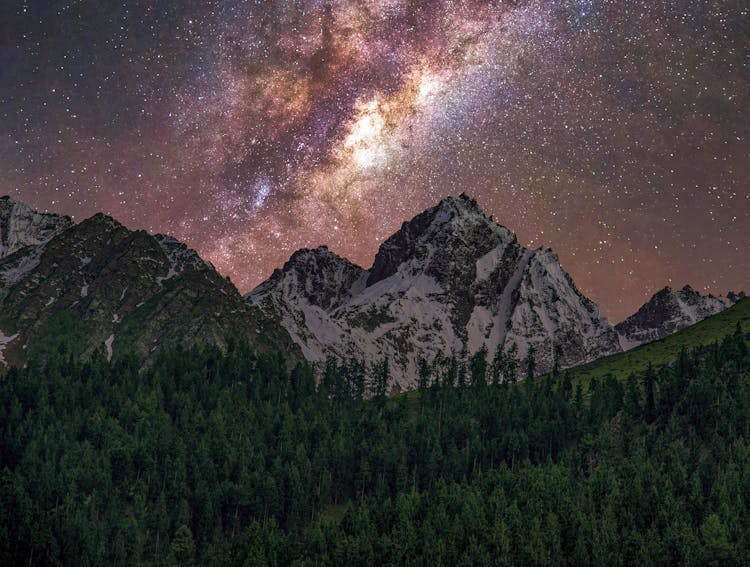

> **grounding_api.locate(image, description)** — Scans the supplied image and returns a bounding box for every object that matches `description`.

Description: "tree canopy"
[0,327,749,565]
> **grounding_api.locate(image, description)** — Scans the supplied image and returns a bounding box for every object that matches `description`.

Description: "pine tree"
[506,343,519,383]
[470,345,488,388]
[168,525,195,567]
[372,358,389,408]
[525,345,537,381]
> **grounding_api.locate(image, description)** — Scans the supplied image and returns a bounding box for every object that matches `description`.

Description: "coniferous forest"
[1,326,749,566]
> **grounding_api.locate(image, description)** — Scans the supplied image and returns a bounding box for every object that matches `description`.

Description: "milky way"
[1,1,748,320]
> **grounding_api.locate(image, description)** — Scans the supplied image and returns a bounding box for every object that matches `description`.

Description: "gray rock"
[0,196,73,258]
[248,194,622,390]
[616,285,739,350]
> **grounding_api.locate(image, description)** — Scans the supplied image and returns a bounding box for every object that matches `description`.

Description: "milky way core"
[2,1,749,320]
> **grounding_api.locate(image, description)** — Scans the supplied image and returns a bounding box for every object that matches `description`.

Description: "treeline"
[0,327,748,565]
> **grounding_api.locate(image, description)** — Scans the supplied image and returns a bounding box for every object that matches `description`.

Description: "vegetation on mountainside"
[0,315,748,565]
[565,297,750,388]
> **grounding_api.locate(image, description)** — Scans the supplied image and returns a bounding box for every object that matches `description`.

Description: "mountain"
[248,194,621,390]
[568,293,750,388]
[15,194,740,387]
[615,285,743,350]
[569,296,749,389]
[0,197,296,367]
[0,196,73,258]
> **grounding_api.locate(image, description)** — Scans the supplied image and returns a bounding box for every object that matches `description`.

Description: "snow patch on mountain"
[105,334,115,361]
[475,244,506,282]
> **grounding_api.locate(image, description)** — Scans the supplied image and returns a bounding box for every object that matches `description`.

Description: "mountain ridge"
[249,194,622,389]
[0,195,73,259]
[3,194,743,389]
[616,284,742,350]
[0,196,298,367]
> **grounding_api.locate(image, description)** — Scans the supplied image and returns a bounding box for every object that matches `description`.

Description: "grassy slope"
[564,297,750,390]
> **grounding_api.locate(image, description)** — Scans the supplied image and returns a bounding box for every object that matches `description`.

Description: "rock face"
[249,194,622,390]
[616,285,742,350]
[0,197,297,367]
[0,196,73,258]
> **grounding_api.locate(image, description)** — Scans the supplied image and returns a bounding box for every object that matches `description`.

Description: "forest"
[1,325,749,565]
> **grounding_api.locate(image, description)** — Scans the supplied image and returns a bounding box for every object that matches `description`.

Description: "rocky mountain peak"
[248,245,367,313]
[250,193,622,389]
[279,246,365,284]
[434,192,483,217]
[728,290,746,303]
[0,195,74,258]
[155,234,210,275]
[616,284,738,350]
[367,193,516,287]
[0,197,298,367]
[287,245,337,265]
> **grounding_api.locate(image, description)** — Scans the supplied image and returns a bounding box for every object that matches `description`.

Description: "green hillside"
[565,297,750,389]
[3,303,750,565]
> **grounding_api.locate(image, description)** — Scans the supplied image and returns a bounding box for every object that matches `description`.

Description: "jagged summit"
[12,194,737,390]
[616,284,739,350]
[249,193,622,389]
[432,192,486,219]
[0,195,74,259]
[368,193,516,287]
[285,245,352,266]
[249,245,367,314]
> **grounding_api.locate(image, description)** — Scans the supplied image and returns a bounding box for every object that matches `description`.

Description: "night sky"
[1,1,748,321]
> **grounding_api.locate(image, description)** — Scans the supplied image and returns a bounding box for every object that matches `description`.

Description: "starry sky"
[1,0,748,321]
